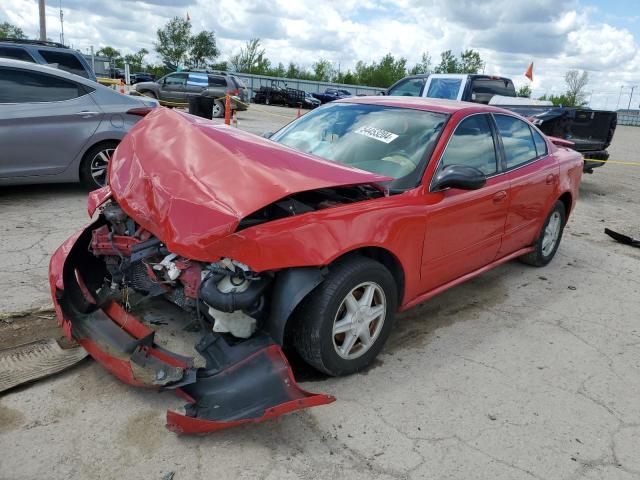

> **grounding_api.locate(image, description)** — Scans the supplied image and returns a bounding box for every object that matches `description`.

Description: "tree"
[96,46,121,61]
[459,49,484,73]
[517,85,532,98]
[0,21,26,39]
[123,48,148,70]
[189,31,219,68]
[229,38,271,74]
[312,59,333,81]
[155,17,191,69]
[539,93,573,106]
[409,52,432,75]
[209,60,229,72]
[434,49,485,74]
[434,50,459,73]
[354,54,407,87]
[564,70,589,106]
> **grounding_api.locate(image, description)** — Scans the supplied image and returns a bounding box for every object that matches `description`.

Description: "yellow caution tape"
[584,158,640,166]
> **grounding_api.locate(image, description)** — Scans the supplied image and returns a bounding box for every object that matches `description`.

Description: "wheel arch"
[558,191,572,222]
[273,245,405,346]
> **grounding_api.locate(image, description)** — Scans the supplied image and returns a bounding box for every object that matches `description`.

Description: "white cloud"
[1,0,639,109]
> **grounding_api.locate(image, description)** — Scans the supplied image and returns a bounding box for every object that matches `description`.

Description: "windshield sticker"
[354,126,399,144]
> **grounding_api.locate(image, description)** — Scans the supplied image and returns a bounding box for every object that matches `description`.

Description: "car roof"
[337,95,511,115]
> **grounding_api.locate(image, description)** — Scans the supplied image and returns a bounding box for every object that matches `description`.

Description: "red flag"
[524,62,533,81]
[186,12,191,21]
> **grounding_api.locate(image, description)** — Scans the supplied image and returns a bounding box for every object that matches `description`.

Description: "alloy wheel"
[90,148,115,187]
[542,211,562,256]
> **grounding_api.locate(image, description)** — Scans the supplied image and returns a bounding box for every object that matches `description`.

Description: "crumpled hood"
[109,107,390,261]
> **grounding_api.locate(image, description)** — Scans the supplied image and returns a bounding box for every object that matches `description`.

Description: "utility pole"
[38,0,47,41]
[59,0,64,45]
[628,86,637,111]
[616,85,623,110]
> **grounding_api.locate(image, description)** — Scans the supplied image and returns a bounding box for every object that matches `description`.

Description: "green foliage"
[312,59,333,82]
[229,38,271,74]
[434,49,484,74]
[123,48,148,70]
[409,52,432,75]
[517,85,532,98]
[209,60,229,72]
[0,22,26,40]
[538,93,573,106]
[354,53,408,87]
[155,17,192,68]
[189,31,219,68]
[96,46,121,60]
[459,49,484,74]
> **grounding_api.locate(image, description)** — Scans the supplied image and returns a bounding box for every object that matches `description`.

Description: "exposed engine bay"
[50,199,337,434]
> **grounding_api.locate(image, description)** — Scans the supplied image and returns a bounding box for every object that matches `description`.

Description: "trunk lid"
[108,107,390,260]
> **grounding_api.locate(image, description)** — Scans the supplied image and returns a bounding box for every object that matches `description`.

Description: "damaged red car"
[49,97,583,433]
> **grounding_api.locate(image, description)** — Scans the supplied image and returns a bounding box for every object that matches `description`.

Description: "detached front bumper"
[49,222,334,434]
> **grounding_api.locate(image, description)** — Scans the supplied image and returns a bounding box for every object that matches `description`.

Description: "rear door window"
[38,50,88,78]
[0,46,35,62]
[471,78,516,104]
[0,67,85,103]
[388,78,425,96]
[425,78,462,100]
[207,75,227,87]
[438,114,498,176]
[494,114,538,168]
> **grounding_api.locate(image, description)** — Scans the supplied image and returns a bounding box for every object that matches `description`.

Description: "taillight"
[126,107,153,117]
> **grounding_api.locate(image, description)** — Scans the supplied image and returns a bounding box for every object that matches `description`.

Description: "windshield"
[426,78,462,100]
[271,103,447,189]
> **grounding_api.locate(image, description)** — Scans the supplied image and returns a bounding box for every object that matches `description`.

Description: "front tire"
[519,201,566,267]
[293,256,397,376]
[79,141,119,190]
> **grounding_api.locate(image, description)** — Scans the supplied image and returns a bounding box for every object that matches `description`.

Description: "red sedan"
[50,97,583,433]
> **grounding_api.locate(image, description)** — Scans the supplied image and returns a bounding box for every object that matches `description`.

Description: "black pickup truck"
[385,73,617,173]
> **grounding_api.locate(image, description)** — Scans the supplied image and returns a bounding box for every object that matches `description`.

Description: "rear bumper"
[582,150,609,172]
[49,223,334,434]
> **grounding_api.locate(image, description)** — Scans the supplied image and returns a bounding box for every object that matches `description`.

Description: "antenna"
[59,0,65,45]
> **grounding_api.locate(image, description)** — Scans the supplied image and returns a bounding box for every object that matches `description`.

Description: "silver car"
[0,58,158,190]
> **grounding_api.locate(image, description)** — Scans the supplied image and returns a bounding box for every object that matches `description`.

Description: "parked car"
[0,58,158,190]
[129,72,155,84]
[0,38,96,81]
[385,73,617,172]
[134,70,247,117]
[303,92,321,108]
[312,88,353,104]
[50,97,582,433]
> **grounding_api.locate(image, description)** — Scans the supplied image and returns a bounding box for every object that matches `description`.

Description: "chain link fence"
[618,112,640,126]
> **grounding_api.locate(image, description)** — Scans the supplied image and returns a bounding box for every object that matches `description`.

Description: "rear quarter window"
[0,46,35,62]
[0,67,85,103]
[531,128,548,157]
[38,50,89,78]
[207,75,227,87]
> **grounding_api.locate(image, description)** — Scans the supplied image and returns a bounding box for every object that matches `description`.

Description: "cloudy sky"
[2,0,639,109]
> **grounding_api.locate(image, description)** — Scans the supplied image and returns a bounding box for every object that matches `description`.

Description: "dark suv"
[0,39,96,81]
[134,70,248,117]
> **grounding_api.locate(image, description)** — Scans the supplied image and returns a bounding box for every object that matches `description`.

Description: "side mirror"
[262,131,273,139]
[432,165,486,191]
[378,91,387,96]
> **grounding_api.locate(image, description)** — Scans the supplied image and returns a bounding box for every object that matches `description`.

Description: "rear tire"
[212,100,225,118]
[79,141,119,191]
[519,201,566,267]
[293,256,397,376]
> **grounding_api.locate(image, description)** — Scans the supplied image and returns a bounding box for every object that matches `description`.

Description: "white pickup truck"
[385,73,617,172]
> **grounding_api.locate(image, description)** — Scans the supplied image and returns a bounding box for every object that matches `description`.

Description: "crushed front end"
[49,200,334,434]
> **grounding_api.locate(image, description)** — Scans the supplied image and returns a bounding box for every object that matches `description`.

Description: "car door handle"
[493,190,507,203]
[75,111,100,117]
[545,174,555,184]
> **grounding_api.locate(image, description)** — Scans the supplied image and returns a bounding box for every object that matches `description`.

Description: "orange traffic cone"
[224,93,231,125]
[297,103,301,118]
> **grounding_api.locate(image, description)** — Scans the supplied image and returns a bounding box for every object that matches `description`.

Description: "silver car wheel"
[332,281,386,360]
[212,102,223,118]
[90,148,114,187]
[542,211,562,256]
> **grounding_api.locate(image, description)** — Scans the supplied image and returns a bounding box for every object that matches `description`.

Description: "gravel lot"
[1,106,639,480]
